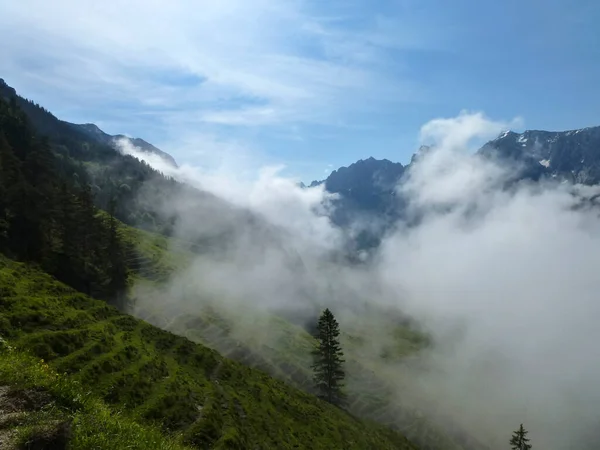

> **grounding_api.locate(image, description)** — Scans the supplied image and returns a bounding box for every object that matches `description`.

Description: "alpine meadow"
[2,1,600,449]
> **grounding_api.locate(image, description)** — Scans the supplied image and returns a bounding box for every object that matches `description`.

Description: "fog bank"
[121,113,600,449]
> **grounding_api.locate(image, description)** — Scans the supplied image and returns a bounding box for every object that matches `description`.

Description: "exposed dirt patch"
[0,387,52,414]
[0,386,71,450]
[19,421,71,450]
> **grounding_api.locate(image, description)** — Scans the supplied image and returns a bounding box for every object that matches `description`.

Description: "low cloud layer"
[378,115,600,448]
[125,112,600,449]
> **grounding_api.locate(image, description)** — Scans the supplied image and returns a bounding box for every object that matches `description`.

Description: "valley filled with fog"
[121,112,600,449]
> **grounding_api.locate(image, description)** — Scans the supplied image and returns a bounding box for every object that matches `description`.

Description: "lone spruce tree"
[312,308,345,406]
[510,424,532,450]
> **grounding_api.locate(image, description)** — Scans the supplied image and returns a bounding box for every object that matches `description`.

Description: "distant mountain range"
[308,126,600,244]
[479,127,600,184]
[0,78,177,168]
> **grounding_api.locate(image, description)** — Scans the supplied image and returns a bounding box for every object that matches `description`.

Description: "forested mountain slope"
[0,94,129,304]
[0,78,181,235]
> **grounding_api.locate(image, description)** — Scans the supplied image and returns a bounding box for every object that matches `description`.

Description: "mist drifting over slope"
[120,113,600,449]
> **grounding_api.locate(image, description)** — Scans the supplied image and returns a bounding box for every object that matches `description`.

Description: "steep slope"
[72,122,178,168]
[0,77,182,235]
[0,79,177,168]
[309,157,407,250]
[0,345,191,450]
[0,255,417,450]
[121,224,484,450]
[133,287,484,450]
[0,78,303,264]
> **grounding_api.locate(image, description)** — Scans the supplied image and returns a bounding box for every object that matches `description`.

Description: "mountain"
[311,127,600,248]
[72,122,178,168]
[310,157,407,249]
[0,78,177,168]
[323,157,405,211]
[478,126,600,184]
[0,77,341,297]
[0,77,188,235]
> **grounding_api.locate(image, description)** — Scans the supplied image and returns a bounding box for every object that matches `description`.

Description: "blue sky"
[1,0,599,182]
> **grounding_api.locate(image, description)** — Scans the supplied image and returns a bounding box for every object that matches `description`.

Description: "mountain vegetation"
[0,338,189,450]
[509,424,532,450]
[0,78,181,236]
[135,280,487,450]
[311,309,346,406]
[0,255,417,450]
[0,95,128,303]
[3,76,579,449]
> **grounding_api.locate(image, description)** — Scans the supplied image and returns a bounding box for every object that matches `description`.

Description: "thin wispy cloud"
[0,1,434,145]
[3,0,598,181]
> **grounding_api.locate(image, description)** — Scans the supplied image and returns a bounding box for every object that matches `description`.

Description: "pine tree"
[510,424,532,450]
[312,308,346,406]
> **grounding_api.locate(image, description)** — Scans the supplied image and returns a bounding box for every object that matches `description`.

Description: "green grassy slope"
[0,255,417,450]
[0,343,190,450]
[145,304,469,450]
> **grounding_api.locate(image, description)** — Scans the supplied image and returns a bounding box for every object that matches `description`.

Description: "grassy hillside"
[140,302,470,450]
[0,255,417,449]
[117,217,193,283]
[0,343,190,450]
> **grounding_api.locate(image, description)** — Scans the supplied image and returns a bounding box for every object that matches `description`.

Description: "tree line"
[0,80,182,236]
[0,96,128,305]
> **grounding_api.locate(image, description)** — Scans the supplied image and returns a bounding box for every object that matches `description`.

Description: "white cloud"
[376,112,600,448]
[419,110,522,152]
[115,137,339,248]
[402,111,523,208]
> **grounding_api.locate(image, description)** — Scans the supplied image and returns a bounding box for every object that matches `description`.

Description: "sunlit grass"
[0,255,417,449]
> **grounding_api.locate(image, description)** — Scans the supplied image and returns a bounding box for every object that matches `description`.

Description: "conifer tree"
[312,308,346,406]
[510,423,532,450]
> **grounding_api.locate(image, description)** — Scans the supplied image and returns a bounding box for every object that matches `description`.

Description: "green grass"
[148,303,468,450]
[116,216,193,284]
[0,341,190,450]
[0,255,417,449]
